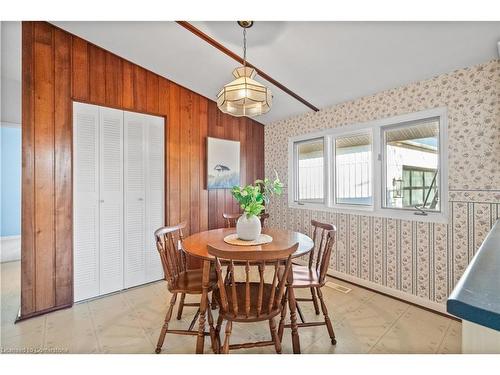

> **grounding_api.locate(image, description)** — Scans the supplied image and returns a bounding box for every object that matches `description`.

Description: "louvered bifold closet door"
[145,115,165,283]
[99,107,124,295]
[73,103,100,302]
[124,111,148,288]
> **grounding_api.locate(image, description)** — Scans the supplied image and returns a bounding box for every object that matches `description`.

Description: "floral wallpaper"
[265,59,500,305]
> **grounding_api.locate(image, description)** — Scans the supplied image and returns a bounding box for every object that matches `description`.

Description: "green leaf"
[230,173,282,213]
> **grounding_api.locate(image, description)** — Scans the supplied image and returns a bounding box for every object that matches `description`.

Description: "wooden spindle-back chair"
[278,220,337,346]
[259,212,270,228]
[208,243,298,354]
[154,222,218,353]
[223,212,269,228]
[223,213,242,228]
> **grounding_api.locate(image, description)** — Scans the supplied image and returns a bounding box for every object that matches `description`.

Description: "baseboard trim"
[329,270,451,316]
[293,259,455,318]
[15,303,73,323]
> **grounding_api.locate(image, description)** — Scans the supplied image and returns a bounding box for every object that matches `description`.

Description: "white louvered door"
[99,107,124,295]
[74,103,164,300]
[145,114,165,283]
[124,111,148,288]
[73,102,100,302]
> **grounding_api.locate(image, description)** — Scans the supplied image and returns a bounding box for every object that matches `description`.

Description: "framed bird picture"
[207,137,240,189]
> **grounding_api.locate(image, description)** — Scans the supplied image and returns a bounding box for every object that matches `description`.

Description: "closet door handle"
[138,198,144,201]
[100,200,104,203]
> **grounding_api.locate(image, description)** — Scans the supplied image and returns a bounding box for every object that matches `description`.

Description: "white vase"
[236,214,262,241]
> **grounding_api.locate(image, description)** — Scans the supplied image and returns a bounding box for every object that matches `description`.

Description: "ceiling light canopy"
[217,21,272,117]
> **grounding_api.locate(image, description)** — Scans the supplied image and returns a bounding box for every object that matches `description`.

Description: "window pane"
[402,169,411,188]
[412,170,424,187]
[296,139,324,202]
[335,133,372,205]
[411,189,424,205]
[384,118,440,211]
[424,171,435,187]
[402,189,411,207]
[426,188,437,204]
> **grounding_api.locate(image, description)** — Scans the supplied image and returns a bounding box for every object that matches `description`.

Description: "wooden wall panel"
[105,52,123,107]
[21,21,265,318]
[189,95,200,235]
[158,77,170,115]
[167,82,181,227]
[71,37,88,101]
[21,21,36,315]
[179,88,192,234]
[122,60,135,110]
[146,72,159,114]
[89,45,105,103]
[54,28,73,306]
[33,22,56,311]
[133,66,147,112]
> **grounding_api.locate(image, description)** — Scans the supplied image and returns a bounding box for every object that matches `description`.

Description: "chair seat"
[286,265,321,288]
[167,269,217,294]
[213,282,282,322]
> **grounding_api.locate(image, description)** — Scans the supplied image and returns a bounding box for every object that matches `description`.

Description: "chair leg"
[188,308,200,331]
[215,314,224,354]
[316,287,336,345]
[222,321,232,354]
[310,287,320,315]
[277,291,288,342]
[155,292,178,353]
[211,298,218,310]
[269,317,281,354]
[176,293,186,320]
[206,299,217,353]
[295,301,306,323]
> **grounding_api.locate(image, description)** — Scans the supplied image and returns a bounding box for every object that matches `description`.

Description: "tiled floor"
[0,261,461,354]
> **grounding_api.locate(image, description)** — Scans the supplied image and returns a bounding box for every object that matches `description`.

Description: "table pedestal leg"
[196,259,210,354]
[287,286,301,354]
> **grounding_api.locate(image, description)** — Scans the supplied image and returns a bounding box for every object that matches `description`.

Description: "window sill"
[288,201,449,224]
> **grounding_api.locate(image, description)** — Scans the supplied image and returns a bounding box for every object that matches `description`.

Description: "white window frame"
[292,137,328,204]
[288,107,448,224]
[332,129,374,211]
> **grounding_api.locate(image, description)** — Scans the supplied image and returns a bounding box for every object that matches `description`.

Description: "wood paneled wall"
[21,21,264,318]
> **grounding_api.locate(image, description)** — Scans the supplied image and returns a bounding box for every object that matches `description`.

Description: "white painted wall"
[1,21,21,124]
[1,21,22,263]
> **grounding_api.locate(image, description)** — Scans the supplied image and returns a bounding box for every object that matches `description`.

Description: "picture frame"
[207,137,240,189]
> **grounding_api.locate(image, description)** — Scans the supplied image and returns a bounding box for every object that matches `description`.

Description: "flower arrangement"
[231,174,283,218]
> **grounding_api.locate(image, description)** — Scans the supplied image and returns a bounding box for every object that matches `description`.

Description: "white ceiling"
[3,21,500,124]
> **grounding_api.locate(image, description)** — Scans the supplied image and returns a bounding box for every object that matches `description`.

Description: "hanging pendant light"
[217,21,273,117]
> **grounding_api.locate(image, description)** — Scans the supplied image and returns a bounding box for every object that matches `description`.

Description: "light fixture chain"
[243,27,247,68]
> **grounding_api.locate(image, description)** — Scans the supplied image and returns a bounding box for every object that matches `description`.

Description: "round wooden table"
[182,227,314,354]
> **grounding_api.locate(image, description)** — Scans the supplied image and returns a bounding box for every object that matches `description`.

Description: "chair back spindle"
[153,222,219,354]
[223,213,242,228]
[310,220,336,285]
[154,222,187,286]
[277,221,338,350]
[209,244,297,320]
[259,212,270,228]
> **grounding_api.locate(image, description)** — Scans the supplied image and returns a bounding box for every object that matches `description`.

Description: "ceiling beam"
[176,21,320,112]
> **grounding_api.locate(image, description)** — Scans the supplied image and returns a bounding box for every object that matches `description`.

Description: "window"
[294,138,325,203]
[382,118,440,212]
[334,133,372,205]
[288,107,447,223]
[401,167,438,207]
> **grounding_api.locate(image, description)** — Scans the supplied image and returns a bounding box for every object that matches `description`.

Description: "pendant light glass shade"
[217,66,272,117]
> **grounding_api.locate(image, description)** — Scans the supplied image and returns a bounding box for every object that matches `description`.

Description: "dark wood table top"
[182,227,314,261]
